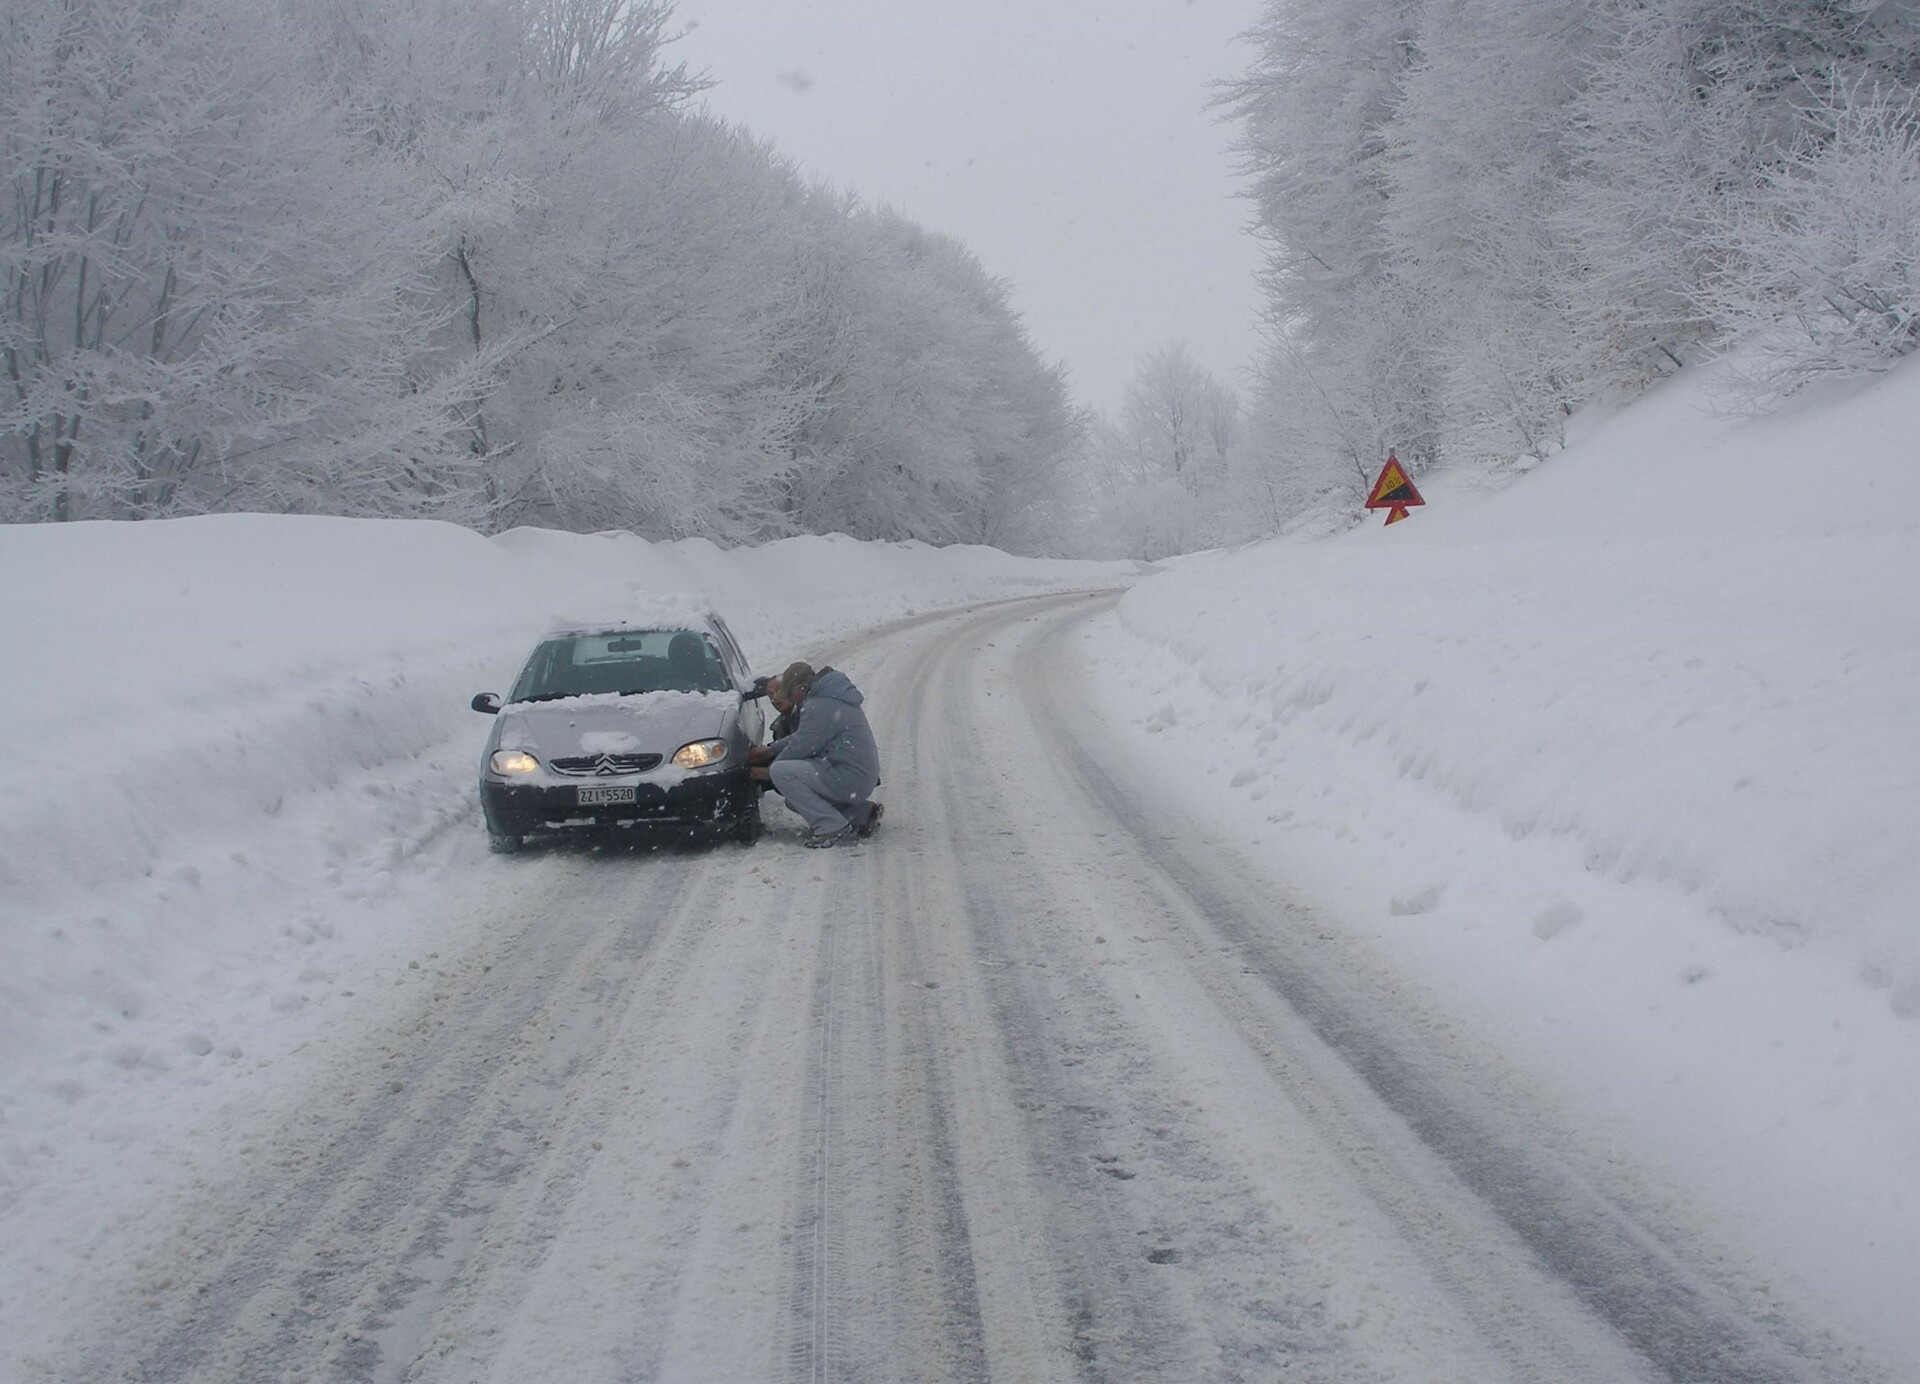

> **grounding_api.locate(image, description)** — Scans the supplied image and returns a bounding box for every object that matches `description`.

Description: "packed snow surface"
[0,522,1135,1370]
[1,357,1916,1374]
[1083,358,1920,1361]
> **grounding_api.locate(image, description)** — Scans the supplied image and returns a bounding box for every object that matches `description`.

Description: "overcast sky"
[667,0,1270,417]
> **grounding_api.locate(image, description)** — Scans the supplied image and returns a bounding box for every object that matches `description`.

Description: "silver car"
[470,613,766,852]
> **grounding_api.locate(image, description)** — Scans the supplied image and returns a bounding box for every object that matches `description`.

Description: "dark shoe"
[856,801,884,838]
[803,824,854,849]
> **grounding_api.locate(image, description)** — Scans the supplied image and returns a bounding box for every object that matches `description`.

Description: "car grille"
[548,752,663,777]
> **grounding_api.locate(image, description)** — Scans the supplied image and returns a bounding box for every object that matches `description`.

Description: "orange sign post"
[1365,452,1425,526]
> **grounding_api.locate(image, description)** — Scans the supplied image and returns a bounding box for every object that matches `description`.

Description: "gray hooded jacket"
[770,667,880,797]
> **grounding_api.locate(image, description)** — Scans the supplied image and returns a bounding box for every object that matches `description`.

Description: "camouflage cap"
[778,660,817,699]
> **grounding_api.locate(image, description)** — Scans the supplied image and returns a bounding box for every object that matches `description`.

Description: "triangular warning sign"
[1365,453,1425,520]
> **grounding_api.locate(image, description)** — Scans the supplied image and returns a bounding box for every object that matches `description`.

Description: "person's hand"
[747,744,775,766]
[748,764,772,782]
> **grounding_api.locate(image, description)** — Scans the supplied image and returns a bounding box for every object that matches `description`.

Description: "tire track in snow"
[411,841,817,1384]
[915,595,1197,1381]
[777,605,1000,1383]
[1011,595,1881,1384]
[783,899,847,1383]
[926,594,1478,1380]
[52,842,725,1383]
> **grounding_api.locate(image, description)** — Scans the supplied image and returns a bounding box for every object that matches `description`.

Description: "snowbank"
[0,517,1128,928]
[0,517,1131,1361]
[1083,357,1920,1356]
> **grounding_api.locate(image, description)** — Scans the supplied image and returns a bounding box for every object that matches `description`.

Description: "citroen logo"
[594,754,619,776]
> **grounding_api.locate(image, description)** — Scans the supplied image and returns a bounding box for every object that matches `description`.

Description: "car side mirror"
[471,692,502,715]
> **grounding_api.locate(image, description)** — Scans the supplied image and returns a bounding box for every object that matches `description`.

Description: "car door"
[707,616,763,743]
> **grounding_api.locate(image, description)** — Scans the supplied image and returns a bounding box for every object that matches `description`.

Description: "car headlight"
[490,749,540,776]
[672,738,729,769]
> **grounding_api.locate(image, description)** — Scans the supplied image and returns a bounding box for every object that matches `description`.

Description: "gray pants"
[770,757,874,837]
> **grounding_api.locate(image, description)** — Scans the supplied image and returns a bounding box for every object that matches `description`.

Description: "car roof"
[541,615,722,639]
[540,588,727,640]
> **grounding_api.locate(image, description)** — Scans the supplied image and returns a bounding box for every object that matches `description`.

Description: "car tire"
[488,831,523,855]
[731,797,763,844]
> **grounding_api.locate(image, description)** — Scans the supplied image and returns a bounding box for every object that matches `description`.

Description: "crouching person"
[747,661,882,848]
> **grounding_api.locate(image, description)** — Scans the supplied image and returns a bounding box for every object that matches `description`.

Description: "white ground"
[1,359,1915,1380]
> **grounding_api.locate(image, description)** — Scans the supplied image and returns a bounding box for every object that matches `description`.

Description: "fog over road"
[46,595,1878,1383]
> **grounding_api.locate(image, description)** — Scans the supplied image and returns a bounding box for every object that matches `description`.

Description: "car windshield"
[509,629,731,701]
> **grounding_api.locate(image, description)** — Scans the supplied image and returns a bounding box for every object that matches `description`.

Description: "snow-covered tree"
[4,0,1078,548]
[0,0,477,521]
[1223,0,1920,535]
[1218,0,1445,489]
[1384,0,1599,460]
[1114,340,1237,495]
[1706,78,1920,393]
[767,208,1078,549]
[1076,341,1242,558]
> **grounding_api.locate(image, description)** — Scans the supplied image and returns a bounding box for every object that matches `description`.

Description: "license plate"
[577,785,636,806]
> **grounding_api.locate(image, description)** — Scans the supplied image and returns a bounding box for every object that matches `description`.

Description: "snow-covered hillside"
[1084,357,1920,1361]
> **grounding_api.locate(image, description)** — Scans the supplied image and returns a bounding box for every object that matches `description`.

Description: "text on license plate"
[577,785,637,806]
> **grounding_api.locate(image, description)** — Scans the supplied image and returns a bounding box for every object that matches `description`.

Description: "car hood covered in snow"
[494,690,735,759]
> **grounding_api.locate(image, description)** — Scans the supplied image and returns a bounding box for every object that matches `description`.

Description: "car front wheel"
[731,796,762,844]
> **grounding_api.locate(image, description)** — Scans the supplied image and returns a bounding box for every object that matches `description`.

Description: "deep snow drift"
[1083,358,1920,1363]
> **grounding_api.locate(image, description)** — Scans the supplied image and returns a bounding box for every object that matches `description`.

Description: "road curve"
[37,593,1885,1383]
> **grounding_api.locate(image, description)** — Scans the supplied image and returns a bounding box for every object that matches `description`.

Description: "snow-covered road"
[36,594,1882,1383]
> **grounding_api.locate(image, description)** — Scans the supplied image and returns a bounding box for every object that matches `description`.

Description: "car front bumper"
[481,768,754,837]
